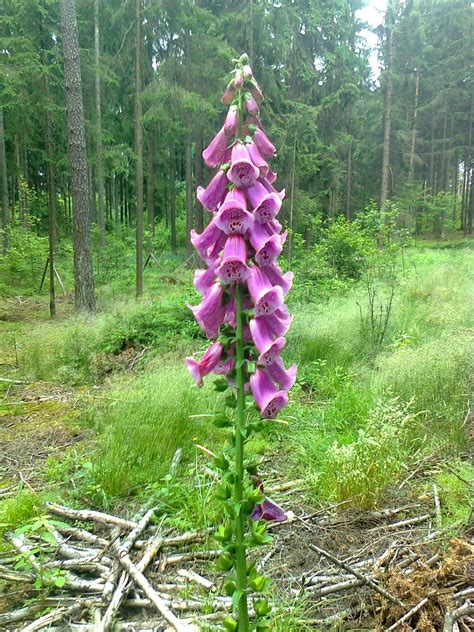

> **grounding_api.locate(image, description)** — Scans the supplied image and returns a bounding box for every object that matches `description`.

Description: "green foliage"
[321,216,373,279]
[0,491,45,536]
[0,223,49,295]
[434,461,474,528]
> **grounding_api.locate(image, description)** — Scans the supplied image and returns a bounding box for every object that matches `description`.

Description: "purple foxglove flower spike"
[246,141,269,178]
[247,265,284,317]
[217,235,251,285]
[197,169,229,212]
[267,357,297,391]
[203,126,229,169]
[227,142,260,189]
[191,219,224,262]
[188,283,226,339]
[250,368,289,419]
[215,189,254,235]
[224,105,239,136]
[251,498,287,522]
[186,341,224,387]
[245,92,260,116]
[252,127,277,157]
[247,181,283,224]
[194,258,221,295]
[261,262,293,295]
[250,317,286,367]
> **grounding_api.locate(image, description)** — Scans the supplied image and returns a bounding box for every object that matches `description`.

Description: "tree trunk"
[0,107,9,248]
[185,132,193,258]
[408,70,420,182]
[146,130,154,255]
[169,143,177,254]
[195,131,204,232]
[94,0,106,247]
[59,0,95,312]
[45,90,57,318]
[429,106,436,195]
[345,142,352,220]
[379,0,395,209]
[135,0,144,296]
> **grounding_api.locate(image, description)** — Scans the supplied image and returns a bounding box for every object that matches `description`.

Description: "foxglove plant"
[186,54,296,631]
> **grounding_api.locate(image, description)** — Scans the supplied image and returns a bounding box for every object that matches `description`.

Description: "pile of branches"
[0,501,232,631]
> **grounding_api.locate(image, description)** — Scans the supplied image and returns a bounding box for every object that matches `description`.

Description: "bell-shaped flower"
[227,142,259,189]
[190,219,224,263]
[214,354,236,375]
[188,283,226,339]
[215,189,254,235]
[185,341,224,387]
[252,127,277,157]
[245,92,259,116]
[207,231,227,262]
[242,64,253,80]
[261,262,293,295]
[194,258,220,296]
[247,265,284,317]
[247,181,282,224]
[251,81,264,104]
[221,81,235,105]
[203,126,229,169]
[246,141,269,178]
[264,306,293,336]
[251,497,287,522]
[234,69,243,87]
[248,222,287,266]
[224,105,238,136]
[266,168,277,184]
[216,235,251,285]
[250,368,289,419]
[197,169,229,212]
[250,317,286,367]
[261,177,285,198]
[267,357,297,391]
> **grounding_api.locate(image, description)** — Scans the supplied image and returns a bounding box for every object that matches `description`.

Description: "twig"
[20,602,84,632]
[370,514,430,531]
[160,549,222,571]
[433,483,442,528]
[385,597,429,631]
[308,543,405,607]
[177,568,214,590]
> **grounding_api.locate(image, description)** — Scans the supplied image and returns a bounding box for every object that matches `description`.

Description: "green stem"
[234,282,250,630]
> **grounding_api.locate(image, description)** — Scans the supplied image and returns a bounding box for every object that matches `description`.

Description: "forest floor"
[0,241,473,630]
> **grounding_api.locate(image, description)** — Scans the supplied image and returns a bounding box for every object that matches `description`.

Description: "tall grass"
[284,247,473,506]
[87,358,224,499]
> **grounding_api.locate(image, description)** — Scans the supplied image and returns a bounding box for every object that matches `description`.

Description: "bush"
[321,216,373,279]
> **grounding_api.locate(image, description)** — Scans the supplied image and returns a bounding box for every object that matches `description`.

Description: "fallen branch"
[111,540,190,631]
[177,568,214,590]
[46,502,137,530]
[160,549,222,571]
[100,532,164,631]
[308,543,405,607]
[443,601,474,632]
[385,597,429,631]
[20,602,85,632]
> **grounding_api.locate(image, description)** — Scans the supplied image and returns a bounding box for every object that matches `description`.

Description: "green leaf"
[54,575,66,588]
[253,597,272,616]
[232,588,245,611]
[222,615,238,631]
[216,554,234,571]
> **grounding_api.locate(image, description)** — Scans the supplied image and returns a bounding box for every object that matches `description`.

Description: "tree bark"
[408,70,420,182]
[169,143,177,254]
[94,0,106,247]
[185,132,193,258]
[45,90,57,318]
[146,130,154,255]
[195,131,204,232]
[379,0,395,209]
[135,0,144,296]
[0,107,9,248]
[59,0,95,312]
[345,142,352,220]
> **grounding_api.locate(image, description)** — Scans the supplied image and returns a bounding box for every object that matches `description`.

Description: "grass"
[1,243,472,519]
